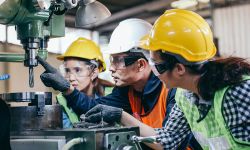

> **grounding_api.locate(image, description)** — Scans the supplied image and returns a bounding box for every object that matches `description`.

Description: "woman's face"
[150,51,176,88]
[61,59,94,92]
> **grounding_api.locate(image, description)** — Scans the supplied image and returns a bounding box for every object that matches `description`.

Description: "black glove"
[37,56,70,92]
[85,104,123,124]
[73,122,97,128]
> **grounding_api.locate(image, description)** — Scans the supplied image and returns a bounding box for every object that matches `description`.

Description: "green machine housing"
[0,0,65,87]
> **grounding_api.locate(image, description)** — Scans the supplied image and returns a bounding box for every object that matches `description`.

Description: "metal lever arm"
[131,135,159,143]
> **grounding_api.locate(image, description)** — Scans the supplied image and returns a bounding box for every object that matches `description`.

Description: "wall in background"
[214,4,250,58]
[0,26,96,54]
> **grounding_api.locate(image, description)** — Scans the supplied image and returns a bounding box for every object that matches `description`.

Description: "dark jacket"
[65,72,173,118]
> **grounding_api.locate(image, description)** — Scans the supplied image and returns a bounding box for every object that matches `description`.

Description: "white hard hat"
[107,18,152,54]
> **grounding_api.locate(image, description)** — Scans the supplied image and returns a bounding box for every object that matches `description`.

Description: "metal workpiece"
[34,93,46,116]
[10,104,62,132]
[0,92,52,103]
[0,92,60,131]
[11,127,141,150]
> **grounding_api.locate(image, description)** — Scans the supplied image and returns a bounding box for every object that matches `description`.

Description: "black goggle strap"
[124,56,144,66]
[155,62,171,74]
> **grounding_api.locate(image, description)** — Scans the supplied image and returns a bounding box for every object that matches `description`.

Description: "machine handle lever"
[131,135,159,143]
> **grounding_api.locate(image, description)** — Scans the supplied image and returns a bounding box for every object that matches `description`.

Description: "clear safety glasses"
[149,58,170,76]
[59,62,94,79]
[109,55,142,69]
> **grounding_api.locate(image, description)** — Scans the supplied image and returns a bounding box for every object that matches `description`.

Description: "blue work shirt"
[64,72,170,118]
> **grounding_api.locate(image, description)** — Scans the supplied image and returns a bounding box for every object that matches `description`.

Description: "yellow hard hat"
[57,37,106,72]
[140,9,217,63]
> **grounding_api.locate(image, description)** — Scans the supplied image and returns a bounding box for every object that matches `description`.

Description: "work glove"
[73,122,98,128]
[85,104,123,124]
[37,56,70,92]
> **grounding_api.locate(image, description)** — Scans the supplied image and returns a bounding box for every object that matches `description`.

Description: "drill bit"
[29,66,34,87]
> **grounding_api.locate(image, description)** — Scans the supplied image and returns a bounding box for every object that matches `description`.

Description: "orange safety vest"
[128,85,168,128]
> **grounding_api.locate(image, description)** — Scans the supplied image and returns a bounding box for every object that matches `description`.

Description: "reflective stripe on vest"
[128,85,168,128]
[175,76,250,150]
[56,93,80,124]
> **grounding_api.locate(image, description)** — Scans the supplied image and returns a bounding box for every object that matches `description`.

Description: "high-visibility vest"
[175,76,250,150]
[128,85,168,128]
[56,93,80,124]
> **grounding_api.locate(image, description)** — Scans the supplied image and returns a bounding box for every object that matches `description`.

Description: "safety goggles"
[149,59,170,76]
[59,62,94,79]
[109,55,142,69]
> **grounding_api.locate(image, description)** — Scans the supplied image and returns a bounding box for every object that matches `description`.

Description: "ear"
[175,63,186,77]
[137,58,147,72]
[91,68,99,81]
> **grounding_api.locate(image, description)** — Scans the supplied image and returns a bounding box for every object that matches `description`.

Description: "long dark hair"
[198,57,250,100]
[159,52,250,100]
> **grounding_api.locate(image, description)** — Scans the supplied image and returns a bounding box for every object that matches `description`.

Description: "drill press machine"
[0,0,111,87]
